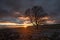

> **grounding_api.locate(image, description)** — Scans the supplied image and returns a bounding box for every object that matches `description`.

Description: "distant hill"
[41,24,60,29]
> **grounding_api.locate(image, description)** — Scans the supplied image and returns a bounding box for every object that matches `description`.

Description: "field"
[0,24,60,40]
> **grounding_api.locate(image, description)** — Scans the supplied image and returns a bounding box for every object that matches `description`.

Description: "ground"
[0,24,60,40]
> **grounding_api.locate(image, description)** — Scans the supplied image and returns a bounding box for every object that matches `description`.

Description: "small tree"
[25,6,48,28]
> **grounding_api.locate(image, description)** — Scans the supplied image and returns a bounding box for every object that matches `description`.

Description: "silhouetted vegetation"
[47,32,60,40]
[25,6,48,29]
[0,29,20,40]
[0,24,60,40]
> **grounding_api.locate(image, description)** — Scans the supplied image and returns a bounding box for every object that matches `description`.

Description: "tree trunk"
[35,20,38,29]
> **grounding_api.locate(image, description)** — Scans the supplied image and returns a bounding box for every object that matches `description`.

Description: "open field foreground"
[0,24,60,40]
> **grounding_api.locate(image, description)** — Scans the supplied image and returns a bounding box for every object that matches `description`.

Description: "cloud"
[0,0,21,17]
[0,17,23,24]
[0,0,60,15]
[0,0,60,22]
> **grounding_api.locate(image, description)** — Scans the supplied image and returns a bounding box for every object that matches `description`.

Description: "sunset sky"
[0,0,60,23]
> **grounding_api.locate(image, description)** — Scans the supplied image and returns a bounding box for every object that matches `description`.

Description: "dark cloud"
[22,0,60,16]
[0,17,23,24]
[0,0,60,20]
[0,0,21,17]
[0,0,60,14]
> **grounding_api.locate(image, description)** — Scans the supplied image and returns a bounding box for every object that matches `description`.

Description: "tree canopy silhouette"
[25,6,48,27]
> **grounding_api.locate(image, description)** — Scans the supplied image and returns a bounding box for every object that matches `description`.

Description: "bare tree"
[25,6,48,28]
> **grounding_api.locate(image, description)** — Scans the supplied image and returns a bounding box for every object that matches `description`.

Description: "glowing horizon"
[0,22,33,28]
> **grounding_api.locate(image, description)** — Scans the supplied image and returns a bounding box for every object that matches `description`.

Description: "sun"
[23,24,33,28]
[23,25,28,28]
